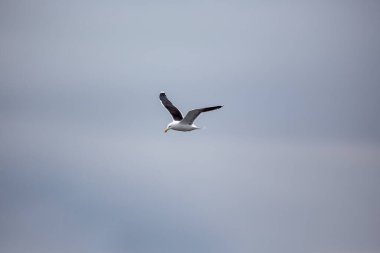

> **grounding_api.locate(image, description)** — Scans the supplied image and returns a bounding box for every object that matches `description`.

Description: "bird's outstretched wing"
[159,92,183,121]
[182,106,222,125]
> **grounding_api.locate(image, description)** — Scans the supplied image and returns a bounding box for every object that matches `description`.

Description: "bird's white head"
[164,122,173,133]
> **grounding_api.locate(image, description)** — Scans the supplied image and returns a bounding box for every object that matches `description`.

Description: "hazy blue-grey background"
[1,1,380,253]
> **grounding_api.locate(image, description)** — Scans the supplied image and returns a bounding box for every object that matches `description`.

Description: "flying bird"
[159,92,222,133]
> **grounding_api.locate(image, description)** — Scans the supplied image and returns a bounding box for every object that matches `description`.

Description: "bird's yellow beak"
[164,128,169,133]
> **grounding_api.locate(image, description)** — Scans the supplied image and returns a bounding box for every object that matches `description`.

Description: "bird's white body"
[168,121,200,132]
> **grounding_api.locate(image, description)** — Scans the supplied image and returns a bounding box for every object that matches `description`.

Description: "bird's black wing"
[159,92,183,121]
[182,106,222,125]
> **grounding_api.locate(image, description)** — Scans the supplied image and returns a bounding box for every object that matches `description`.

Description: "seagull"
[159,92,222,133]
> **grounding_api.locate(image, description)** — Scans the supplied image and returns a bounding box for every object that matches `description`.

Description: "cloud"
[1,0,379,252]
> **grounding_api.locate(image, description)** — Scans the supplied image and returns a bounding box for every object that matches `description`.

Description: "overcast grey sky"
[1,1,380,253]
